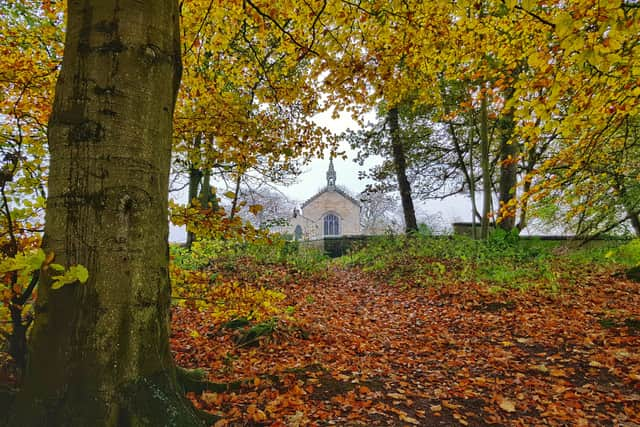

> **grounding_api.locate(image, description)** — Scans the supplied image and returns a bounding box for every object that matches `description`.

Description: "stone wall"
[300,235,372,258]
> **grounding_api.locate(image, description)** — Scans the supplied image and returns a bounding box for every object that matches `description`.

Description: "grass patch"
[340,229,628,293]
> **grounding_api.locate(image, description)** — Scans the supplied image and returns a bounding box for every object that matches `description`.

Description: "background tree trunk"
[480,94,492,239]
[388,107,418,233]
[498,87,518,232]
[185,133,203,249]
[186,166,203,250]
[198,169,216,210]
[10,1,202,425]
[629,212,640,237]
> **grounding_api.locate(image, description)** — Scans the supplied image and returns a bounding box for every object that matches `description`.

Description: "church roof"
[301,185,362,209]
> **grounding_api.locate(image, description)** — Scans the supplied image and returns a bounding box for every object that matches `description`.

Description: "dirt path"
[172,266,640,426]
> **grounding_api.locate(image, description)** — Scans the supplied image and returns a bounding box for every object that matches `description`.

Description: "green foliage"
[0,249,45,276]
[171,240,221,271]
[605,239,640,267]
[222,317,251,330]
[50,264,89,290]
[0,247,90,370]
[341,233,624,293]
[416,223,434,236]
[234,318,277,347]
[172,235,328,275]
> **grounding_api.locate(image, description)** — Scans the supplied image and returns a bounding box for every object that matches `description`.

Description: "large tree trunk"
[388,107,418,233]
[9,1,202,426]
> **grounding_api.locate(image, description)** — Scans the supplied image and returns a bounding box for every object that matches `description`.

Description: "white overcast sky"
[279,110,475,223]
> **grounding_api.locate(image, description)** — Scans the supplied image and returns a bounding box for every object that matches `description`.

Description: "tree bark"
[229,171,242,220]
[628,212,640,237]
[468,140,480,239]
[388,106,418,233]
[615,180,640,237]
[198,169,216,209]
[497,87,518,232]
[185,167,202,250]
[185,133,203,249]
[479,94,492,239]
[9,1,202,425]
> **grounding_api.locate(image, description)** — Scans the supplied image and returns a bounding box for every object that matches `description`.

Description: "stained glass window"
[324,214,340,236]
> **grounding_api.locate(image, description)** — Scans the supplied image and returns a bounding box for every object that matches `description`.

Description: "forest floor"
[172,263,640,426]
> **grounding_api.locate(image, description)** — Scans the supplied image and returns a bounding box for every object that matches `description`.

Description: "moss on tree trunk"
[8,1,202,425]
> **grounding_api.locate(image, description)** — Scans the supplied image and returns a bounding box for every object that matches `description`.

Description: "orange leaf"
[359,385,371,394]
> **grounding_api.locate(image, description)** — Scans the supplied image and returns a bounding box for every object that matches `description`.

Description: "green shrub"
[605,239,640,266]
[172,235,329,275]
[340,231,621,292]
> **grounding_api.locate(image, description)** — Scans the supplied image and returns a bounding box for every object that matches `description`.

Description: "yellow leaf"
[248,204,263,215]
[399,414,421,425]
[556,12,574,39]
[498,397,517,413]
[550,368,567,377]
[531,364,548,373]
[387,392,406,400]
[629,373,640,381]
[201,392,219,405]
[521,0,535,9]
[213,419,228,427]
[442,400,461,410]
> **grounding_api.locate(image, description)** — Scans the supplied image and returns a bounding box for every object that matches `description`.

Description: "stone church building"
[288,159,361,240]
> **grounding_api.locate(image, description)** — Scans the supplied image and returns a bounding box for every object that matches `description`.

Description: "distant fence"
[452,222,630,245]
[299,235,374,258]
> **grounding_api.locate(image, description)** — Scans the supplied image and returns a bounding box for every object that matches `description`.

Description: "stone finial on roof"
[326,157,336,190]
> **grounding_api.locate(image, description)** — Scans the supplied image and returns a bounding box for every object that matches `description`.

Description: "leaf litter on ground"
[171,261,640,426]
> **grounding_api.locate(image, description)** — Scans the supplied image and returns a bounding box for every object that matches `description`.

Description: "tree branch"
[514,5,556,29]
[243,0,319,57]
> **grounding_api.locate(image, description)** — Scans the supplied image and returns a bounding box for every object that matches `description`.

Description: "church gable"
[301,186,361,211]
[301,157,361,210]
[293,158,361,238]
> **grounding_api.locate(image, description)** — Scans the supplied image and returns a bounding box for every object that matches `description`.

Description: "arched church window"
[324,213,340,236]
[294,225,303,241]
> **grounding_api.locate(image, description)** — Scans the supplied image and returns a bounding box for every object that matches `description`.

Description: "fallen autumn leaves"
[171,265,640,426]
